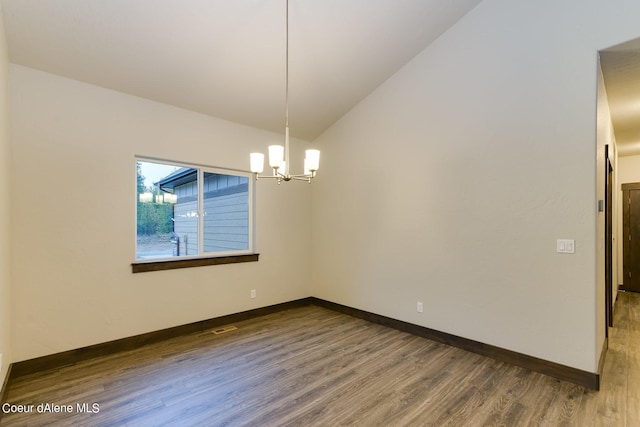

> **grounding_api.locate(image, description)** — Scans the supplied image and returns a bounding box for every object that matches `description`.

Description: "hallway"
[595,290,640,424]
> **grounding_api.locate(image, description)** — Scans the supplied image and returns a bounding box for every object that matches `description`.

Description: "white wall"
[9,65,312,362]
[0,3,13,383]
[617,154,640,285]
[311,0,640,372]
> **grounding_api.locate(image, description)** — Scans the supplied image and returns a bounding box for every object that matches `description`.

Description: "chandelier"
[249,0,319,184]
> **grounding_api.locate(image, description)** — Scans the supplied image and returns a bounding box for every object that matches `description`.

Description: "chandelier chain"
[285,0,289,130]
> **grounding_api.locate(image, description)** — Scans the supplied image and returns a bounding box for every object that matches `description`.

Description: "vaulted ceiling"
[600,37,640,156]
[0,0,483,141]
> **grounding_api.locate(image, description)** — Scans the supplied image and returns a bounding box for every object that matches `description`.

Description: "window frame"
[132,156,258,272]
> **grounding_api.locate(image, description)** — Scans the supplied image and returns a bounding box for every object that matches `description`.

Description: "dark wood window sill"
[132,254,259,273]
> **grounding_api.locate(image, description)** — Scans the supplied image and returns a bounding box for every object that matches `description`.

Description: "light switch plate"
[557,239,575,254]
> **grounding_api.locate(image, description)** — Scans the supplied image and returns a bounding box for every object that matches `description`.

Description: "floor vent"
[212,325,238,335]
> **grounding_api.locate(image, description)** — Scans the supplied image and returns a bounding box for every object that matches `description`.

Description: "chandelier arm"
[253,172,315,181]
[291,176,312,184]
[253,174,284,184]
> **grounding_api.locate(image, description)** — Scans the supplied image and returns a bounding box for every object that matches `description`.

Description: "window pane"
[203,172,250,253]
[169,168,199,257]
[136,161,199,259]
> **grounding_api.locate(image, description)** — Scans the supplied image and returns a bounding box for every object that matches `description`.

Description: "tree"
[136,162,173,236]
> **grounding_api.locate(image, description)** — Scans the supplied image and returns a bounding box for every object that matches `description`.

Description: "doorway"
[622,182,640,293]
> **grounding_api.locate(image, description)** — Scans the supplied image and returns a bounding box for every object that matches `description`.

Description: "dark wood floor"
[1,293,639,426]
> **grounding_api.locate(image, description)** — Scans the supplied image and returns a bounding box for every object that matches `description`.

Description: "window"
[134,158,257,271]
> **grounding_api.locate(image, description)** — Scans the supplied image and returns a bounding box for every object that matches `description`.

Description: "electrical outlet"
[250,289,256,299]
[417,302,423,313]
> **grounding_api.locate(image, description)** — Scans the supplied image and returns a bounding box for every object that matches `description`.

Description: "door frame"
[622,182,640,293]
[605,146,613,329]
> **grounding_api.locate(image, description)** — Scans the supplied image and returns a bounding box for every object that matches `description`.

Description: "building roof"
[157,167,196,192]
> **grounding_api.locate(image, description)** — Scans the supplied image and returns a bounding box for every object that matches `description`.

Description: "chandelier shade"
[250,152,265,174]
